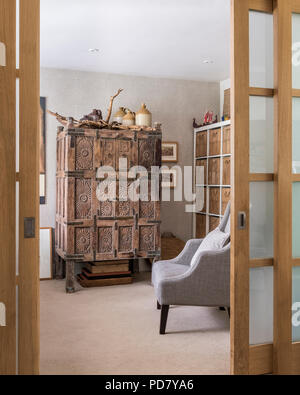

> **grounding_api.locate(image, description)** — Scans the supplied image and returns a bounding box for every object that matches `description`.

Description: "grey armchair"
[152,203,230,334]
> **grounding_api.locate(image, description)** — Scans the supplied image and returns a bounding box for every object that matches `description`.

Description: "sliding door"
[0,0,40,375]
[231,0,300,375]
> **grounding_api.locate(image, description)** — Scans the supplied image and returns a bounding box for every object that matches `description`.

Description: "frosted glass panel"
[16,0,19,69]
[250,267,273,345]
[293,183,300,257]
[249,11,274,89]
[250,96,274,173]
[293,98,300,173]
[250,182,274,259]
[293,267,300,342]
[292,14,300,89]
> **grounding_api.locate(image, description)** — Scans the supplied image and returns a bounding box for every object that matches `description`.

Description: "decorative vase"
[122,110,135,126]
[136,103,152,127]
[113,107,126,124]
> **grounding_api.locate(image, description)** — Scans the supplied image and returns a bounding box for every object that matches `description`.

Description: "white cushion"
[190,228,230,267]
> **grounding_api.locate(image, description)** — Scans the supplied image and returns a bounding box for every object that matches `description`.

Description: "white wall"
[220,78,230,117]
[40,68,220,242]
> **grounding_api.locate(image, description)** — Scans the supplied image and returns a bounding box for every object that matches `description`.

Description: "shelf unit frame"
[193,120,231,237]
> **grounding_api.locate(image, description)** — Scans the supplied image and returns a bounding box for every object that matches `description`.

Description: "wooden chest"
[56,127,162,291]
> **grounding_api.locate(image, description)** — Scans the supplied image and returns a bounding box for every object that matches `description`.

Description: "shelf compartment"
[208,157,220,185]
[196,213,207,239]
[209,128,221,156]
[196,131,207,158]
[209,187,220,215]
[222,157,231,186]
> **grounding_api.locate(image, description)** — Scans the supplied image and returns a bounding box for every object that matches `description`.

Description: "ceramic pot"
[113,107,126,124]
[122,110,135,126]
[136,103,152,127]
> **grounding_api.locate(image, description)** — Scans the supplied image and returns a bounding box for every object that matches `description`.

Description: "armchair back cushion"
[190,228,230,267]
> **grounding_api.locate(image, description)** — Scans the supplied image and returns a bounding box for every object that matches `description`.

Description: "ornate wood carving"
[75,228,91,254]
[75,136,94,170]
[139,226,155,251]
[119,226,133,252]
[139,201,155,219]
[75,178,92,219]
[98,227,113,254]
[99,201,113,217]
[139,139,155,170]
[102,139,115,168]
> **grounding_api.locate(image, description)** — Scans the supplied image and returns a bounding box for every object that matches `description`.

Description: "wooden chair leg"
[160,305,169,335]
[157,301,161,310]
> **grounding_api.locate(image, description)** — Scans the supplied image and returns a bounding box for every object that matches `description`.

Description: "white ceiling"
[40,0,230,82]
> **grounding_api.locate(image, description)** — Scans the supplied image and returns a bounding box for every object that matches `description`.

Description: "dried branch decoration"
[105,89,124,124]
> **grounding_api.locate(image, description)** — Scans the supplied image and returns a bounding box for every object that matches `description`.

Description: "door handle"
[0,302,6,327]
[238,212,246,230]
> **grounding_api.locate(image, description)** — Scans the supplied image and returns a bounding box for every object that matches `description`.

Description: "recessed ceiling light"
[203,59,214,64]
[89,48,100,53]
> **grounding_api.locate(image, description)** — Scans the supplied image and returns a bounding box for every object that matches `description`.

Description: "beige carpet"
[40,273,230,375]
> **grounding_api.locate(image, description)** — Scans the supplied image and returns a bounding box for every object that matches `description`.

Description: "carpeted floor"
[40,273,230,375]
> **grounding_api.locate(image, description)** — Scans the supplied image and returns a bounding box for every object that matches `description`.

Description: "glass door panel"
[250,182,274,259]
[292,267,300,342]
[250,267,274,345]
[292,183,300,257]
[250,96,274,173]
[249,11,274,89]
[292,14,300,89]
[292,98,300,173]
[249,182,274,345]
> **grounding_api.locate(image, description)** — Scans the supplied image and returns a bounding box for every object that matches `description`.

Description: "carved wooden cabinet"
[56,126,162,292]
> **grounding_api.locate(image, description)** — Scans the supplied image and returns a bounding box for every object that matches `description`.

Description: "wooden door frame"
[0,0,40,375]
[0,0,17,375]
[231,0,300,375]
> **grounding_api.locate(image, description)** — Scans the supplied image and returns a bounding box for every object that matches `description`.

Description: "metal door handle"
[238,212,246,230]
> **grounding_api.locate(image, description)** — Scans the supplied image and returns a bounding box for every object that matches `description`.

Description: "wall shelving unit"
[193,120,231,238]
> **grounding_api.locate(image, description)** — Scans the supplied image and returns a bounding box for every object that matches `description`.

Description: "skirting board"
[249,343,300,375]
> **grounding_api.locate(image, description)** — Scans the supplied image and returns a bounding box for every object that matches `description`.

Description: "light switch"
[0,302,6,327]
[0,42,6,67]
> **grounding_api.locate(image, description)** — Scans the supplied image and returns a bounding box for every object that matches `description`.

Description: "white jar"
[136,103,152,127]
[122,110,135,126]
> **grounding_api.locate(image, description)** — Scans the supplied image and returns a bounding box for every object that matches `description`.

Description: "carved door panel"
[137,180,161,258]
[92,179,116,220]
[60,132,98,172]
[138,134,160,171]
[137,224,160,259]
[67,224,94,261]
[99,138,116,169]
[116,133,137,172]
[67,177,93,222]
[116,220,135,259]
[95,220,116,261]
[74,135,96,171]
[115,181,135,219]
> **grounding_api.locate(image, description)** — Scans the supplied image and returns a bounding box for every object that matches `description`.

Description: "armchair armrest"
[171,239,203,266]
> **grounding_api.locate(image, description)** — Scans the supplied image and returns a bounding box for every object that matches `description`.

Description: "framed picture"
[40,228,53,280]
[40,97,46,205]
[162,142,178,163]
[161,168,177,189]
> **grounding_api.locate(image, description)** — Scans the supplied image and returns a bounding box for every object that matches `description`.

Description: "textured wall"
[40,68,219,242]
